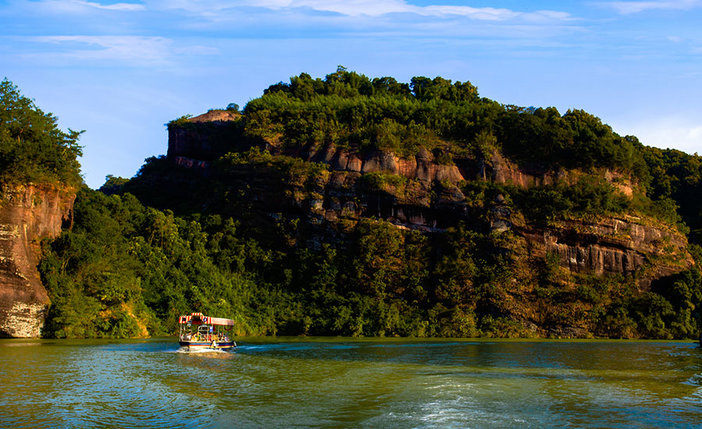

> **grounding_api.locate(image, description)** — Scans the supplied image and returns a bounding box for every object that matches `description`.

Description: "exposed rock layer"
[0,184,75,337]
[520,217,691,284]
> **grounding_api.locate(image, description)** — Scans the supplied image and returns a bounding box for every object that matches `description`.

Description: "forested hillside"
[39,69,702,339]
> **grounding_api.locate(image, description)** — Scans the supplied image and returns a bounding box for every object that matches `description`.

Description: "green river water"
[1,338,701,428]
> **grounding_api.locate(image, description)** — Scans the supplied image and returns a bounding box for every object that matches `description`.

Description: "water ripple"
[1,338,701,428]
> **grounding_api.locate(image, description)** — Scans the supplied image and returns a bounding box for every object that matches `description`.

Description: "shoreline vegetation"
[2,71,701,340]
[0,336,698,344]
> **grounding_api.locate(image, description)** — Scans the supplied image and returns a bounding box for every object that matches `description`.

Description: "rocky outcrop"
[519,217,692,285]
[0,184,75,337]
[484,152,635,195]
[306,146,466,184]
[166,114,692,284]
[169,113,637,190]
[167,110,242,161]
[486,153,560,187]
[315,172,690,281]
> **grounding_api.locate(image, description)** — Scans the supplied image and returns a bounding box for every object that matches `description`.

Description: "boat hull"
[178,341,236,351]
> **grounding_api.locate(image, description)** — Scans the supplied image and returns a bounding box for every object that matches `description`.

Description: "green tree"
[0,79,82,186]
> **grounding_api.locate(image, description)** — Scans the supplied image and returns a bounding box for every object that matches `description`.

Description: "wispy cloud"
[425,6,574,22]
[35,0,145,13]
[250,0,409,17]
[4,0,580,68]
[602,0,702,14]
[22,34,220,67]
[28,35,172,64]
[160,0,574,22]
[76,0,144,11]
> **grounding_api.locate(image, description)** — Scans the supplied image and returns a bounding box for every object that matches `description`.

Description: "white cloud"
[603,0,702,14]
[78,1,144,11]
[143,0,230,13]
[160,0,573,21]
[29,35,172,64]
[247,0,410,16]
[421,6,573,21]
[35,0,145,13]
[421,5,519,20]
[621,117,702,155]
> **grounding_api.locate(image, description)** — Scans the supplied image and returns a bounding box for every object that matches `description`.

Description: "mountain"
[32,70,702,338]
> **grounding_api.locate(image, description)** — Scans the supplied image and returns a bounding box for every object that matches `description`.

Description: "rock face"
[0,184,75,337]
[519,217,692,283]
[308,146,466,184]
[167,115,693,284]
[167,110,242,161]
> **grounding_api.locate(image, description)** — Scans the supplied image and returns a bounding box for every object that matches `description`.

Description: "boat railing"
[179,330,230,343]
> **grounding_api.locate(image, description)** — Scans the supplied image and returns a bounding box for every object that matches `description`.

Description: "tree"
[0,78,82,186]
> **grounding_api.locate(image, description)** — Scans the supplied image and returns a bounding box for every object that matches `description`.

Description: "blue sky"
[2,0,701,188]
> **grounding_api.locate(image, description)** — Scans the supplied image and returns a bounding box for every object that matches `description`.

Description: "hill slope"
[44,70,702,339]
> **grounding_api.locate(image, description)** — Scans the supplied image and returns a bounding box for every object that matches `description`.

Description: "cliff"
[0,184,75,337]
[167,110,243,161]
[163,114,692,287]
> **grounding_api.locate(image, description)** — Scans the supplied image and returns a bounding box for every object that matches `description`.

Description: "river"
[1,338,700,428]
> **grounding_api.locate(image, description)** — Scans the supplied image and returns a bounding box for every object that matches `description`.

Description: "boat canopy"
[179,312,235,326]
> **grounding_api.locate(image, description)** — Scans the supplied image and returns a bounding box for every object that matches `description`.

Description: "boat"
[178,312,237,351]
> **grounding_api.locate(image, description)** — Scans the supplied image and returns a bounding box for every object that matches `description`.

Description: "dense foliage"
[244,68,648,178]
[242,69,684,225]
[0,79,82,187]
[643,146,702,241]
[40,184,702,339]
[40,189,263,337]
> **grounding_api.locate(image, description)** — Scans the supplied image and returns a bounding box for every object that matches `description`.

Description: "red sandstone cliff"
[0,184,75,337]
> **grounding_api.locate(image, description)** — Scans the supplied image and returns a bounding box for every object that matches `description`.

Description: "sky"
[2,0,702,189]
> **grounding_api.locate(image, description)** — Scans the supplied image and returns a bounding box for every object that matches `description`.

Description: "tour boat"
[178,312,237,351]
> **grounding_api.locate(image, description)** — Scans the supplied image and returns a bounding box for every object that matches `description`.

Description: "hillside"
[42,69,702,339]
